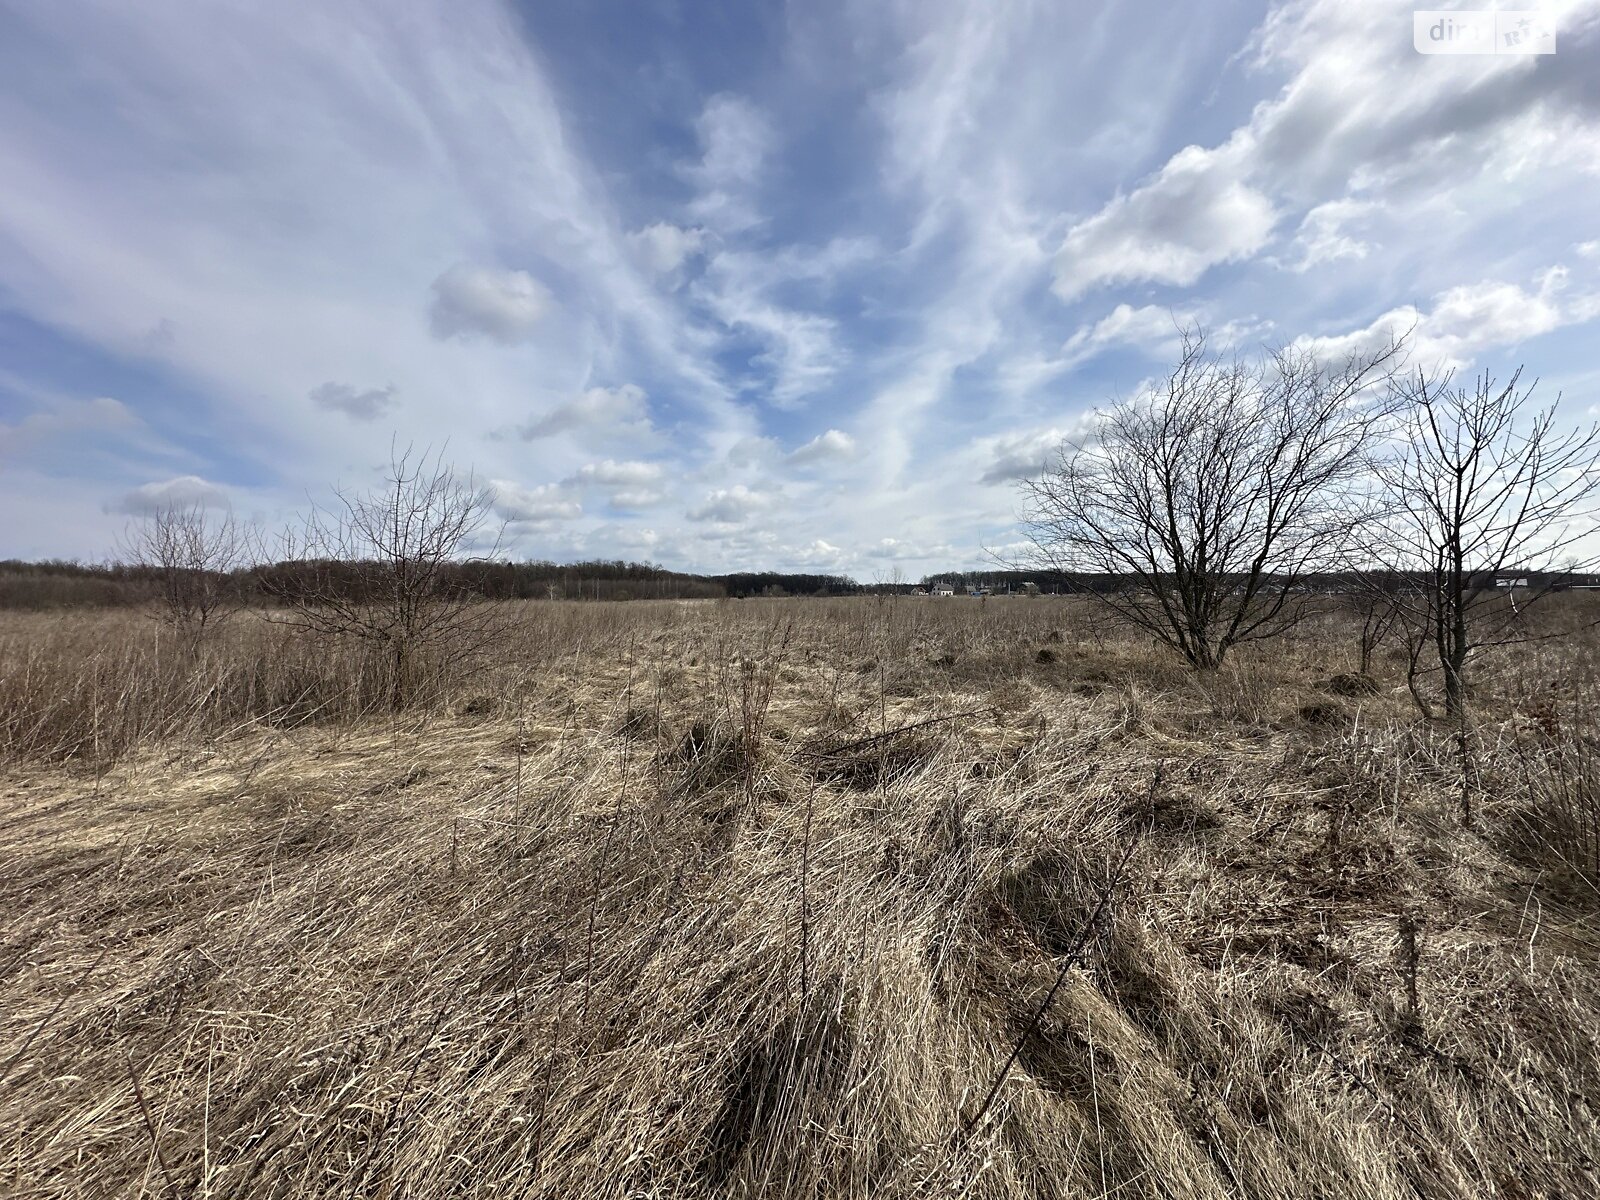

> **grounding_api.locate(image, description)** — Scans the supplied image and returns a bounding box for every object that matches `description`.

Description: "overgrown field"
[2,597,1599,1198]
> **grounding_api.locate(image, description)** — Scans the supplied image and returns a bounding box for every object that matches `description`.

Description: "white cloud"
[489,480,581,524]
[514,385,656,443]
[726,435,780,468]
[609,488,667,510]
[977,426,1076,485]
[1000,303,1271,396]
[629,222,705,276]
[693,240,873,409]
[1053,144,1276,301]
[428,263,552,345]
[786,429,856,465]
[309,381,397,421]
[1289,199,1375,272]
[1053,0,1600,300]
[0,395,137,457]
[563,459,663,487]
[790,538,847,568]
[563,459,668,509]
[870,536,954,562]
[687,484,775,524]
[684,94,771,233]
[111,475,228,515]
[1296,268,1600,370]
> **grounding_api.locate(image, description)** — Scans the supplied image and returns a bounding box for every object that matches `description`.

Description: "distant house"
[1497,576,1530,589]
[932,583,955,597]
[968,584,989,597]
[909,588,928,597]
[1019,581,1041,596]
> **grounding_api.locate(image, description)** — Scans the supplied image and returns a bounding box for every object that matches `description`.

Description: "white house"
[932,583,955,596]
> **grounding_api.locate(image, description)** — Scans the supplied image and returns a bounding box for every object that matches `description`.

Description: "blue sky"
[2,0,1598,575]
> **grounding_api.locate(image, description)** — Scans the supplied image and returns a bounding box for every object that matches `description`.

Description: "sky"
[1,0,1598,577]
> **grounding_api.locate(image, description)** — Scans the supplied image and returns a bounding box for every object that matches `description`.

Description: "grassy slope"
[1,598,1598,1198]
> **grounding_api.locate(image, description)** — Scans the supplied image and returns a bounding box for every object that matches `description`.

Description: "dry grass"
[2,596,1599,1197]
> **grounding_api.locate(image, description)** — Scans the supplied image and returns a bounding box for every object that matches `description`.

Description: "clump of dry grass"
[2,597,1600,1197]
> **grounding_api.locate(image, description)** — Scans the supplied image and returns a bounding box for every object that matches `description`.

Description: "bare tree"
[1017,328,1403,670]
[263,446,505,707]
[120,503,249,645]
[1350,568,1405,676]
[1378,367,1600,721]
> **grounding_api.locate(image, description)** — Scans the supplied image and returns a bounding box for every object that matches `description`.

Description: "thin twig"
[811,707,993,760]
[965,822,1146,1132]
[126,1051,180,1198]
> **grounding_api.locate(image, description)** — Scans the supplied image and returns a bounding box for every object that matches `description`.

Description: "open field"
[3,596,1600,1198]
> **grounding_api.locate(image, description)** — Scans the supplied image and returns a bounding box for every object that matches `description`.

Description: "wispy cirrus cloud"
[1,0,1597,572]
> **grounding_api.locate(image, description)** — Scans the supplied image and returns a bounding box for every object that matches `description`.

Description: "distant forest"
[4,558,1597,611]
[0,557,866,609]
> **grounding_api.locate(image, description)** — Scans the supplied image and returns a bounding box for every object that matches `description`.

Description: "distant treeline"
[6,557,1598,612]
[0,557,863,610]
[920,568,1600,594]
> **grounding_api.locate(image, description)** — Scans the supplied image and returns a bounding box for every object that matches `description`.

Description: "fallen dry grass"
[2,596,1599,1197]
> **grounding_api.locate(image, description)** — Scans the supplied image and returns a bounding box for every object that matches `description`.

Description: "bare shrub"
[118,503,249,645]
[262,446,506,707]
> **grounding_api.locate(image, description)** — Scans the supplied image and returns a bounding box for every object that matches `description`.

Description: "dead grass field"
[2,596,1599,1198]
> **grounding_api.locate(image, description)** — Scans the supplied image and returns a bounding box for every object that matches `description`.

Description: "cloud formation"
[309,382,398,421]
[514,386,657,444]
[1297,268,1600,371]
[490,480,581,524]
[1053,146,1277,301]
[786,429,856,465]
[2,0,1599,571]
[112,475,229,515]
[429,264,552,345]
[687,484,775,525]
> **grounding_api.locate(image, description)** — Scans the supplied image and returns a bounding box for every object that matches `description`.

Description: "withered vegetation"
[2,595,1598,1198]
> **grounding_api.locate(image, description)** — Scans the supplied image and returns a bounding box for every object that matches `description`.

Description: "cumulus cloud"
[514,385,656,443]
[563,460,668,509]
[1052,0,1600,301]
[1296,268,1600,371]
[609,489,667,510]
[870,536,954,562]
[629,222,705,275]
[726,435,780,468]
[111,475,228,515]
[563,459,663,487]
[977,427,1075,485]
[1053,144,1276,301]
[786,429,856,465]
[790,538,847,568]
[489,480,581,524]
[308,381,397,420]
[687,484,775,524]
[428,263,552,344]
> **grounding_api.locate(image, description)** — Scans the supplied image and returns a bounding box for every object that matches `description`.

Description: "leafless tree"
[263,446,506,707]
[120,503,249,645]
[1377,366,1600,721]
[1349,569,1405,677]
[1017,328,1403,670]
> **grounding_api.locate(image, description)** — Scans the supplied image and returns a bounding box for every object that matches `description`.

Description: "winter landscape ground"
[3,595,1598,1198]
